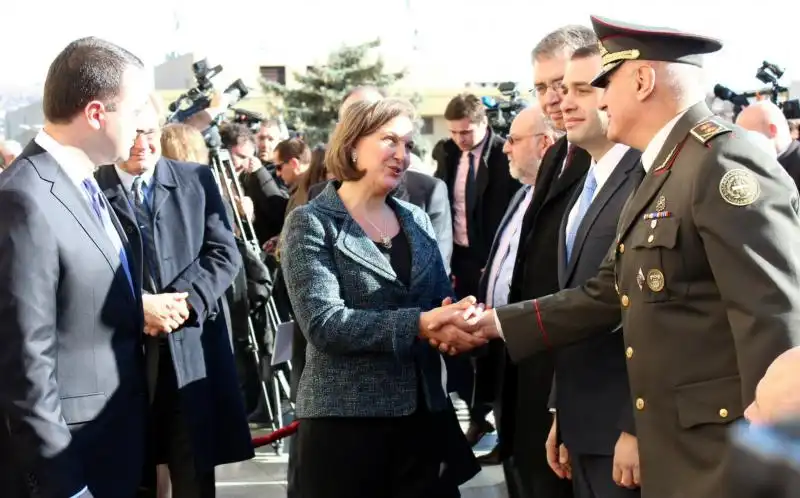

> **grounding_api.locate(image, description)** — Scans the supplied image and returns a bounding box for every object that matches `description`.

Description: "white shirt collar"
[592,143,631,189]
[641,103,700,172]
[34,130,96,187]
[114,163,156,195]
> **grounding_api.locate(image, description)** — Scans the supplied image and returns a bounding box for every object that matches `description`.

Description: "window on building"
[260,66,287,85]
[420,117,434,135]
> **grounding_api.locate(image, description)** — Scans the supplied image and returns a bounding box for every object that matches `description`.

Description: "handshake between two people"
[418,296,501,356]
[142,292,191,336]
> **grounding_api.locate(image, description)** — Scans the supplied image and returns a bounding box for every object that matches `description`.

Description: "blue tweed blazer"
[280,182,456,418]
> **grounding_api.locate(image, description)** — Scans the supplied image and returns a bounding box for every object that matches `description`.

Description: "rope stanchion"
[252,420,300,449]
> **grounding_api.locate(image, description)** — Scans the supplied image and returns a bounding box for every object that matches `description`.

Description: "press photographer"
[220,123,289,246]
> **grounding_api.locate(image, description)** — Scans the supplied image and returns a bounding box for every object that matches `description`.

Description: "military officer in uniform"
[428,15,800,498]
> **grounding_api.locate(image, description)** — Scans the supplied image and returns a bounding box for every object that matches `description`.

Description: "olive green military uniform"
[495,15,800,498]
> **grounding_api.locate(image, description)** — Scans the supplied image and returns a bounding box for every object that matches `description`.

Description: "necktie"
[560,143,577,176]
[131,176,160,292]
[80,178,134,294]
[464,151,477,240]
[565,166,598,263]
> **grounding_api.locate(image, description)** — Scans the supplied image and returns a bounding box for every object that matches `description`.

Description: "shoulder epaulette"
[690,117,732,145]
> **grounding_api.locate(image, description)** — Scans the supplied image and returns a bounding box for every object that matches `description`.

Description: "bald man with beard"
[736,100,800,188]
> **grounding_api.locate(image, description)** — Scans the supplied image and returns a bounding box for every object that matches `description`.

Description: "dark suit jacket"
[551,147,642,456]
[434,128,521,262]
[500,136,590,498]
[778,140,800,189]
[0,142,147,497]
[96,158,254,471]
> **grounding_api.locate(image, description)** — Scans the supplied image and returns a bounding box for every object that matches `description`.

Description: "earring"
[351,151,358,163]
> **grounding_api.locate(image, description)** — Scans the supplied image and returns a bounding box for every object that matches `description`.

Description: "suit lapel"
[558,186,579,289]
[151,158,178,220]
[40,155,121,275]
[545,146,591,203]
[564,149,642,285]
[96,166,144,295]
[617,103,712,241]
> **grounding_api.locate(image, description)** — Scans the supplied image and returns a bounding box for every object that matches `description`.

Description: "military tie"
[565,165,597,263]
[131,176,159,293]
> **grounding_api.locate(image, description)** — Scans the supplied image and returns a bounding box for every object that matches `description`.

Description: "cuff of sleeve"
[392,308,423,360]
[494,311,505,340]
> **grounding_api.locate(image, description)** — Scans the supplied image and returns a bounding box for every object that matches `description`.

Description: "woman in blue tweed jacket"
[280,98,485,498]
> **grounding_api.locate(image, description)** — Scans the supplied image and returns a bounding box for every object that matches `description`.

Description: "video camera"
[481,82,528,137]
[166,59,250,134]
[714,60,800,120]
[232,108,266,134]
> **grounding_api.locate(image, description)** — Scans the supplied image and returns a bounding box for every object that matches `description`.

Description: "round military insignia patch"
[719,169,760,206]
[646,269,665,292]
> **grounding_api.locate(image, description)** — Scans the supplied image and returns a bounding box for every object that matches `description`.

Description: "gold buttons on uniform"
[636,398,645,410]
[626,347,634,359]
[647,234,655,243]
[621,295,630,307]
[719,408,729,418]
[619,243,625,254]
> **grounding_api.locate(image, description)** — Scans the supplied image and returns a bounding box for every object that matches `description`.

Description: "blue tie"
[565,166,598,263]
[81,178,135,294]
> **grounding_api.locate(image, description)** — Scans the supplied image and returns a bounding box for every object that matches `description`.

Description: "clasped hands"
[143,292,191,336]
[419,296,501,356]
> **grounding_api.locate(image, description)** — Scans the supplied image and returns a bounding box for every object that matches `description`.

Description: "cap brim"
[590,61,623,88]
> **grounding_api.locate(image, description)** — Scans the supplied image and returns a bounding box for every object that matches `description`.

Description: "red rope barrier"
[251,420,300,449]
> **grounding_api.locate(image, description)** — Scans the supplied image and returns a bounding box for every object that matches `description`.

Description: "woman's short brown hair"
[326,98,416,182]
[160,123,209,164]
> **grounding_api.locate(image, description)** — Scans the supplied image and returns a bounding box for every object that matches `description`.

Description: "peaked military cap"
[589,15,723,88]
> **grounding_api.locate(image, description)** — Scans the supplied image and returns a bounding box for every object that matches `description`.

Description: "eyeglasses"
[530,79,564,96]
[506,133,546,146]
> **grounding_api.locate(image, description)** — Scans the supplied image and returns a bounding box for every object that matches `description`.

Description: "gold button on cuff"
[619,243,625,254]
[635,398,645,410]
[621,295,630,307]
[647,234,655,243]
[626,347,634,359]
[719,408,729,418]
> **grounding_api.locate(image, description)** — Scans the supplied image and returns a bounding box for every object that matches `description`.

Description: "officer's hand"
[612,432,640,488]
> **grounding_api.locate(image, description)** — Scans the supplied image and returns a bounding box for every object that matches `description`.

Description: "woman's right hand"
[419,297,488,355]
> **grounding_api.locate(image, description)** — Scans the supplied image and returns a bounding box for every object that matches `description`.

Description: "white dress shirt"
[485,185,535,308]
[114,163,155,197]
[565,143,631,238]
[641,105,697,172]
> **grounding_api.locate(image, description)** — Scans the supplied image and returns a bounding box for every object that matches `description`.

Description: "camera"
[167,58,250,128]
[232,108,265,133]
[481,82,528,137]
[715,61,800,120]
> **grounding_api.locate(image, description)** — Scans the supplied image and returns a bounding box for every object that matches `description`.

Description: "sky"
[0,0,796,97]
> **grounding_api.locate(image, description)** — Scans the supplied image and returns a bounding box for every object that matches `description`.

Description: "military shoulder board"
[690,117,732,145]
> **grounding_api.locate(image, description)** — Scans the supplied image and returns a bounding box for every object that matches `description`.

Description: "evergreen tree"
[262,39,407,145]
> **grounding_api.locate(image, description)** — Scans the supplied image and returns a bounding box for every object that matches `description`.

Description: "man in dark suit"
[735,100,800,189]
[434,92,520,443]
[221,123,288,245]
[547,45,643,498]
[496,25,597,498]
[96,95,253,497]
[0,37,152,497]
[476,105,556,465]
